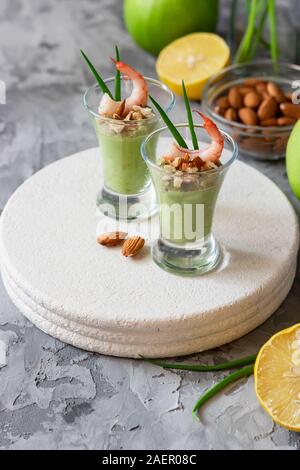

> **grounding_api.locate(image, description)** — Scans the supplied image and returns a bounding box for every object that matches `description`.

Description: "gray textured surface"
[0,0,299,450]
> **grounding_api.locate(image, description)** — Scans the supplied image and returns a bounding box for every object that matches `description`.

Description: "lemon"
[254,324,300,432]
[156,33,230,100]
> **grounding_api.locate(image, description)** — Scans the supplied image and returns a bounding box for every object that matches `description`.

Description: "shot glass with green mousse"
[142,83,238,276]
[82,48,175,220]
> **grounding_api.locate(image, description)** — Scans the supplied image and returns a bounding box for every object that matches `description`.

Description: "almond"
[97,231,127,247]
[228,88,243,109]
[172,157,182,168]
[266,82,286,103]
[277,116,297,126]
[238,86,254,96]
[182,153,190,163]
[191,156,203,169]
[122,236,145,257]
[112,113,122,120]
[244,78,266,87]
[181,162,189,171]
[214,105,226,117]
[244,91,261,108]
[116,100,126,117]
[280,102,300,119]
[241,136,266,152]
[132,111,143,120]
[260,118,278,127]
[261,91,271,100]
[274,137,288,153]
[256,82,268,95]
[225,108,238,121]
[238,107,258,126]
[217,96,230,108]
[257,97,278,121]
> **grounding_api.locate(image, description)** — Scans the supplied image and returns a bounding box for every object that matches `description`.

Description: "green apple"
[124,0,219,56]
[286,120,300,200]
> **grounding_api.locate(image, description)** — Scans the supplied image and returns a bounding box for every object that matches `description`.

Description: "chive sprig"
[192,364,254,419]
[234,0,279,65]
[80,49,113,98]
[144,353,257,419]
[144,353,257,372]
[150,82,202,150]
[114,45,121,101]
[150,96,188,149]
[182,80,198,150]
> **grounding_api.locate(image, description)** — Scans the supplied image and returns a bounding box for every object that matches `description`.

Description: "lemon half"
[254,324,300,432]
[156,32,230,100]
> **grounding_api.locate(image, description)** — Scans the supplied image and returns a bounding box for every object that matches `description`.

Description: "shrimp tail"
[111,59,148,115]
[111,58,122,70]
[193,110,224,163]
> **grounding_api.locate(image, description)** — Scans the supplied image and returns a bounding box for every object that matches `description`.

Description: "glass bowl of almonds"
[202,61,300,160]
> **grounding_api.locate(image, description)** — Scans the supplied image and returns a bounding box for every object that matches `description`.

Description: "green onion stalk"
[81,46,122,100]
[145,354,257,419]
[192,365,255,419]
[144,354,257,372]
[234,0,279,65]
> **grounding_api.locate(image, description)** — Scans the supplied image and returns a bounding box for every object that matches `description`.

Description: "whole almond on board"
[228,88,243,109]
[280,102,300,119]
[225,108,238,121]
[260,118,278,127]
[258,97,278,121]
[244,91,261,108]
[122,236,145,257]
[266,82,286,103]
[277,116,297,126]
[97,231,127,247]
[238,107,258,126]
[217,96,230,108]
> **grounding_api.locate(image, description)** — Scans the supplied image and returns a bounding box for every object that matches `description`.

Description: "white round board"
[0,147,298,358]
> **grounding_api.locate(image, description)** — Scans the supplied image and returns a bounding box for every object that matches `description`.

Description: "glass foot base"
[152,235,221,276]
[97,185,157,221]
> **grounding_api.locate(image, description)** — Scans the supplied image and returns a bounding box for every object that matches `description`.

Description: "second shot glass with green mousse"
[82,48,175,220]
[142,82,238,276]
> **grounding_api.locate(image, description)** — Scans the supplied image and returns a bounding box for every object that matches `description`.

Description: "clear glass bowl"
[202,61,300,160]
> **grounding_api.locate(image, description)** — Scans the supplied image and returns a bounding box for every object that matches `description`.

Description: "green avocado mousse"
[82,47,175,220]
[142,82,238,276]
[157,170,222,245]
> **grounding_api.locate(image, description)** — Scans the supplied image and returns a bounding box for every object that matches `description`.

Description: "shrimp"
[112,60,148,116]
[98,94,125,118]
[165,142,200,161]
[193,111,224,163]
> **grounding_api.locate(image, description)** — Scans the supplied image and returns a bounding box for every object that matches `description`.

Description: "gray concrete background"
[0,0,299,450]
